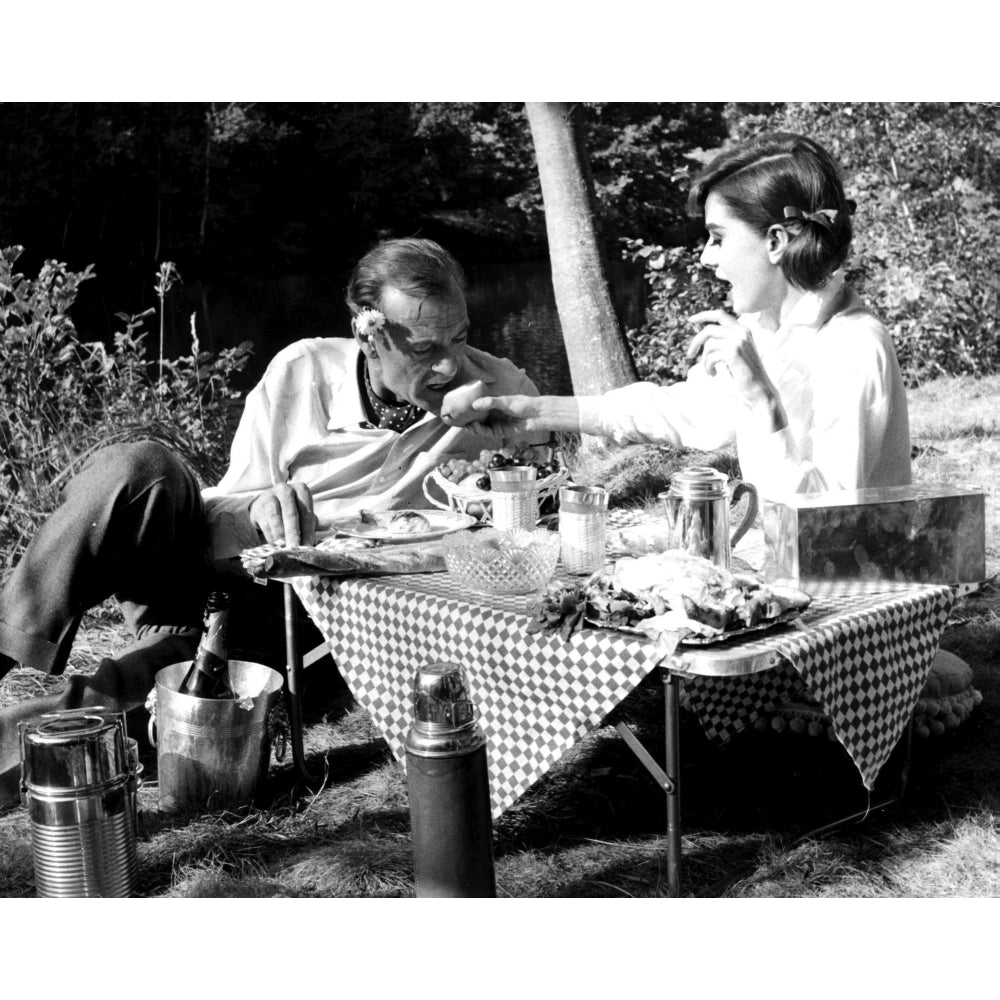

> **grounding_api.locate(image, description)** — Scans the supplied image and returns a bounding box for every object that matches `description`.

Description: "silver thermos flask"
[405,663,496,898]
[19,708,140,897]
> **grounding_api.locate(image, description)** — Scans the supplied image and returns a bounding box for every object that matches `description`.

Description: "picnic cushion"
[755,649,982,740]
[911,649,982,739]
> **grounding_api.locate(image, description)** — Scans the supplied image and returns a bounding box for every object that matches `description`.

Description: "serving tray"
[585,607,805,646]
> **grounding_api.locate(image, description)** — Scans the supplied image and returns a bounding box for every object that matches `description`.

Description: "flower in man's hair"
[353,307,386,339]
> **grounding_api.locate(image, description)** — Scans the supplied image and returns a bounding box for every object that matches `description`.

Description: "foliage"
[0,103,729,342]
[620,239,729,385]
[725,102,1000,384]
[579,103,727,244]
[622,102,1000,385]
[449,102,729,246]
[0,246,251,566]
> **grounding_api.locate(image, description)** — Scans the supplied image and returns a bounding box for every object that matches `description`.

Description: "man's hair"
[345,238,466,314]
[687,132,853,291]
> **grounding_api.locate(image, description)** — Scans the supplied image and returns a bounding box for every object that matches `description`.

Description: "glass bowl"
[440,528,561,595]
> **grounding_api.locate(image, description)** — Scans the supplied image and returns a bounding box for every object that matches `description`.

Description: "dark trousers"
[0,439,335,701]
[0,441,338,785]
[0,440,211,677]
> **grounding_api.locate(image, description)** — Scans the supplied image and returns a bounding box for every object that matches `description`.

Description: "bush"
[624,103,1000,388]
[728,102,1000,384]
[0,245,252,568]
[620,238,729,385]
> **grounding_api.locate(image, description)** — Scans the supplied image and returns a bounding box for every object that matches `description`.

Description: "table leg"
[283,583,310,778]
[612,672,684,896]
[663,670,682,898]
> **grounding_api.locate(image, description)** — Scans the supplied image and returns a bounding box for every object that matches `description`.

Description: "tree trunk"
[525,102,637,396]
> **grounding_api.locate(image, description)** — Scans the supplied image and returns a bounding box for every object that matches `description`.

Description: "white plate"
[327,509,477,543]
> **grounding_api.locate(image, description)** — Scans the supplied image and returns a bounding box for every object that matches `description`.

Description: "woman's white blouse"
[579,275,912,499]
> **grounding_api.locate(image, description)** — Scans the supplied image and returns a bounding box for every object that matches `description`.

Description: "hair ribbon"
[782,205,839,231]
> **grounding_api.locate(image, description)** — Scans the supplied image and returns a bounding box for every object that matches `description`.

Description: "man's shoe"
[0,762,22,813]
[0,629,200,780]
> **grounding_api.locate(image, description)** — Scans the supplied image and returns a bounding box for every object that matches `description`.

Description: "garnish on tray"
[527,581,589,640]
[528,551,811,647]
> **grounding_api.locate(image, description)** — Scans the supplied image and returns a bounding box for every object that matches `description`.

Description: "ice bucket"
[18,708,140,898]
[149,660,284,814]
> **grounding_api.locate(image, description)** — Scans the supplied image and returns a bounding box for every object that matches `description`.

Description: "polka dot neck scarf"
[361,357,425,433]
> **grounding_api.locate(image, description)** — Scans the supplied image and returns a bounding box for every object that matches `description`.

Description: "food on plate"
[440,379,486,426]
[389,510,432,533]
[357,509,433,534]
[529,550,810,642]
[596,550,810,634]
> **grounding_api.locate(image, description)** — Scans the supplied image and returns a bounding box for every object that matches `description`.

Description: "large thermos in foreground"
[659,466,759,568]
[405,663,496,898]
[18,708,140,897]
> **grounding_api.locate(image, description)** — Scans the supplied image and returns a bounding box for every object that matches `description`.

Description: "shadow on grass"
[490,682,999,896]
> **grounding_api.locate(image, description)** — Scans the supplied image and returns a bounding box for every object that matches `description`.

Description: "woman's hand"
[470,394,582,435]
[688,309,787,432]
[469,393,538,434]
[249,482,317,547]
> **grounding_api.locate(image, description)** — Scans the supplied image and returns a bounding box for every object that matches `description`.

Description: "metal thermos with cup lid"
[405,662,496,897]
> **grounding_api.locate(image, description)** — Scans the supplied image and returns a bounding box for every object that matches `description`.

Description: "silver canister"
[658,466,759,568]
[559,485,610,574]
[405,663,495,897]
[18,708,140,898]
[489,465,538,533]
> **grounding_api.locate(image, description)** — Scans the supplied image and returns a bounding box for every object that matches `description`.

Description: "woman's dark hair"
[346,238,466,314]
[687,132,854,290]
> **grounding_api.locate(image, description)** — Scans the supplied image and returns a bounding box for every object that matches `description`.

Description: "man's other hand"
[249,482,317,547]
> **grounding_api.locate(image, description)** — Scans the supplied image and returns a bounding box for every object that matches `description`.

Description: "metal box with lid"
[761,482,986,588]
[19,708,140,897]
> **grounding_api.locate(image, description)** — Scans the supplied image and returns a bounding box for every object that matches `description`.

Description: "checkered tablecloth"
[291,568,954,815]
[678,583,955,789]
[292,572,665,818]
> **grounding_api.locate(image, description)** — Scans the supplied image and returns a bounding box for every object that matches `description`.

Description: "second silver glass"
[559,485,610,574]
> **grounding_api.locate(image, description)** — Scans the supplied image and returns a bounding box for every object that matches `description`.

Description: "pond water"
[163,259,647,397]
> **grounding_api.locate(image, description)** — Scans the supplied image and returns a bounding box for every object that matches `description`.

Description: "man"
[0,238,543,793]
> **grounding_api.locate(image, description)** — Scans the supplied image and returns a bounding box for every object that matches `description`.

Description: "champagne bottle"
[179,591,235,699]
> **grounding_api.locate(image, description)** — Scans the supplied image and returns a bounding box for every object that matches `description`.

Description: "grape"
[476,475,491,491]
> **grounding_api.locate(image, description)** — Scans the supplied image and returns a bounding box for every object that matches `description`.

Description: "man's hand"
[249,483,317,547]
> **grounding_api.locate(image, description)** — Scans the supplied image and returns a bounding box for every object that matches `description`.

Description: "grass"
[1,376,999,898]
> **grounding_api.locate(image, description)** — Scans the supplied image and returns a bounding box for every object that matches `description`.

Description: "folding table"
[280,565,954,896]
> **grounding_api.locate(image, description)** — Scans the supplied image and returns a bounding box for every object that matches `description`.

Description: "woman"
[469,133,912,500]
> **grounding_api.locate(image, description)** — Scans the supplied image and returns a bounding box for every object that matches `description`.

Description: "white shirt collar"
[780,271,846,330]
[744,271,847,339]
